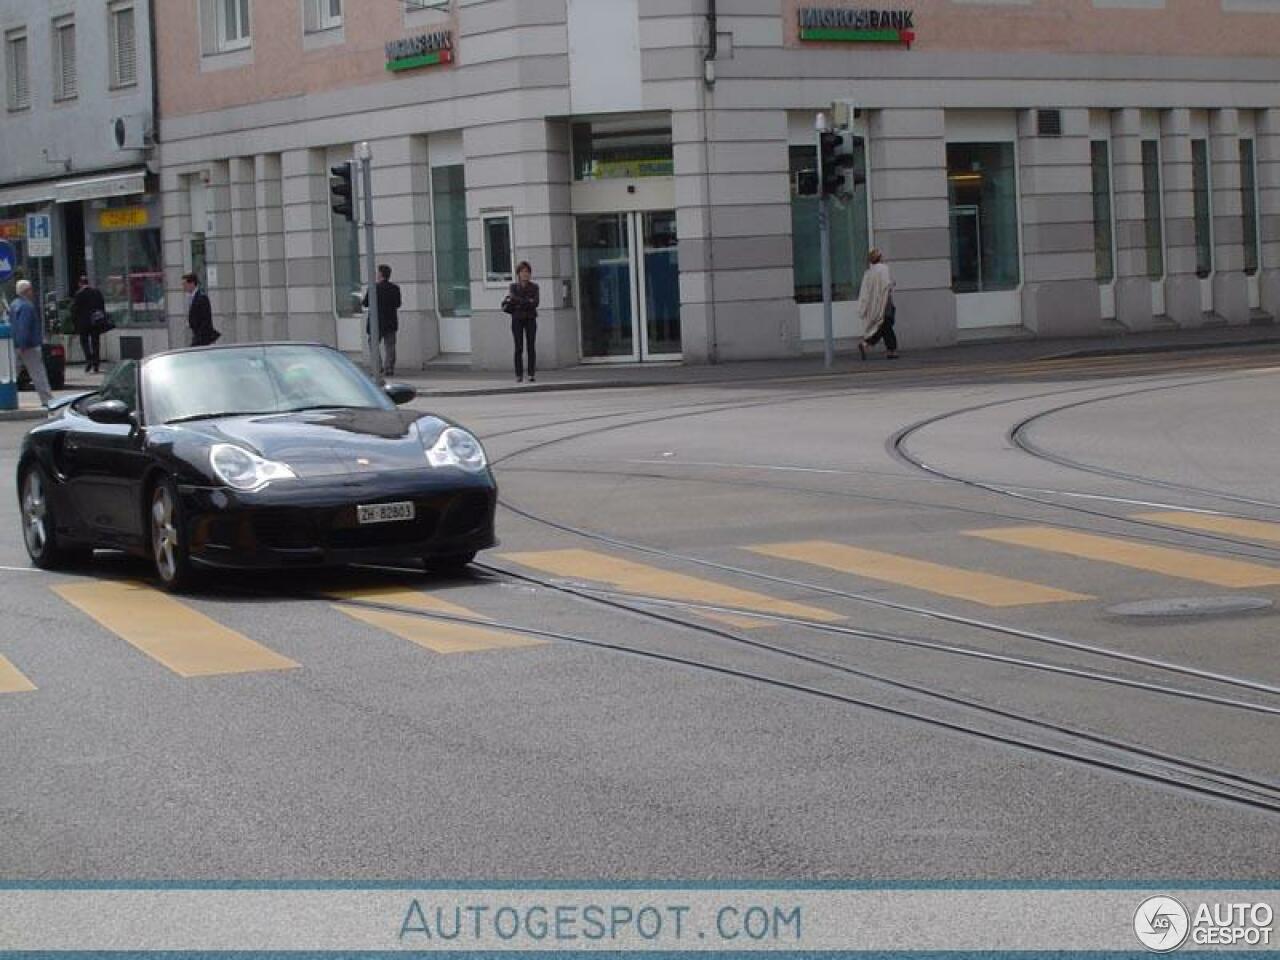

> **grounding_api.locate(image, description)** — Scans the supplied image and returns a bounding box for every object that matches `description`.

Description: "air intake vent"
[1036,109,1063,137]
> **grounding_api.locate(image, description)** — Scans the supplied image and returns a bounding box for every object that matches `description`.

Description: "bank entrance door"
[576,210,680,361]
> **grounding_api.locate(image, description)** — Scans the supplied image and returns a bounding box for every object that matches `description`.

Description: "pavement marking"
[1136,511,1280,545]
[967,527,1280,588]
[327,585,544,654]
[746,541,1091,607]
[0,654,36,694]
[501,548,843,623]
[52,581,300,678]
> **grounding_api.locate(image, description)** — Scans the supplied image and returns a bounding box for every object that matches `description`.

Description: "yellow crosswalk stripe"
[0,654,36,694]
[52,581,300,678]
[968,527,1280,588]
[747,541,1091,607]
[501,548,843,623]
[327,585,544,654]
[1136,511,1280,545]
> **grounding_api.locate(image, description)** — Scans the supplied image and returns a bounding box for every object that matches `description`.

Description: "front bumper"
[179,471,497,569]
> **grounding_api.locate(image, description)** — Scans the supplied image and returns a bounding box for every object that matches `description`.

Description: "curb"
[417,378,678,398]
[1040,336,1280,361]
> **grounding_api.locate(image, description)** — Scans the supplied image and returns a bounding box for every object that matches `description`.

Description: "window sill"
[200,46,254,72]
[303,25,345,51]
[108,80,139,92]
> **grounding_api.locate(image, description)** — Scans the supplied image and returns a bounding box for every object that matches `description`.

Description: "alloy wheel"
[151,485,179,584]
[22,471,47,559]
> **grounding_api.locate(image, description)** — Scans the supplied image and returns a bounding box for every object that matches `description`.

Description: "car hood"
[176,408,448,479]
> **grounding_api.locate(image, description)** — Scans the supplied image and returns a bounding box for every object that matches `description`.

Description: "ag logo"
[1134,896,1190,952]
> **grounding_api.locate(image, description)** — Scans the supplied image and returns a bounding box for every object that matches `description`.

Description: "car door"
[61,362,150,546]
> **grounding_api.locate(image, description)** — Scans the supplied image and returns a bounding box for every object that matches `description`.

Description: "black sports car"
[17,342,497,591]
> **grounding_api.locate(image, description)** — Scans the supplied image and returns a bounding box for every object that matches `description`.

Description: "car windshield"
[143,345,392,425]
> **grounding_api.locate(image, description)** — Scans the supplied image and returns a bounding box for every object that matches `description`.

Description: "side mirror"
[85,399,132,425]
[384,383,416,405]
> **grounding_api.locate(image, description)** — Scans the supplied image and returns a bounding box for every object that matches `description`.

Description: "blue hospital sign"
[0,239,15,281]
[26,214,51,257]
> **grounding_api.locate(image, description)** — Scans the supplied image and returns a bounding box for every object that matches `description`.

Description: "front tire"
[424,552,477,575]
[19,464,83,570]
[150,478,195,592]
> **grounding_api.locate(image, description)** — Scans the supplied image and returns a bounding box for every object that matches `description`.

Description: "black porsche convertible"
[16,343,497,591]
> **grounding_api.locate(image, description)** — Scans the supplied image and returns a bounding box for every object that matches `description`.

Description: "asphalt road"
[1,347,1278,881]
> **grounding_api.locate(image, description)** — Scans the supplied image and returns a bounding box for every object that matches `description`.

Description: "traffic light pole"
[816,115,834,369]
[357,142,382,387]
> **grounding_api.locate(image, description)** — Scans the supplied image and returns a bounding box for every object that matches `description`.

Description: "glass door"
[577,210,681,362]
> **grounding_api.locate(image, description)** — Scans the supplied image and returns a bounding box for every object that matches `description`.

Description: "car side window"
[96,361,139,412]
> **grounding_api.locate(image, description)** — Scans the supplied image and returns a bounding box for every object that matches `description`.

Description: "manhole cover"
[1106,596,1273,618]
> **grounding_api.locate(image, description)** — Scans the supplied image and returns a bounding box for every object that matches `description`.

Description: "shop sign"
[99,206,150,230]
[0,219,24,240]
[386,30,454,71]
[798,6,915,45]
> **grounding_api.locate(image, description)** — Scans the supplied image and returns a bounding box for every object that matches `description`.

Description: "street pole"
[816,114,834,369]
[357,141,382,387]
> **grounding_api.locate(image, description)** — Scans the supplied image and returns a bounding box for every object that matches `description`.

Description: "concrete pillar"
[868,108,953,348]
[159,166,189,351]
[281,148,336,345]
[229,156,260,342]
[365,134,437,370]
[1258,109,1280,320]
[205,160,237,338]
[462,118,574,371]
[1111,108,1154,330]
[674,106,798,362]
[1017,108,1099,336]
[254,154,288,341]
[1160,109,1200,327]
[1210,109,1249,324]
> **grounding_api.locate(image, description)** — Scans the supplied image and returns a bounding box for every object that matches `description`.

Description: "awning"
[0,168,147,209]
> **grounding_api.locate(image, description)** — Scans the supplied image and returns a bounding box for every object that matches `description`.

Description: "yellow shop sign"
[99,207,149,229]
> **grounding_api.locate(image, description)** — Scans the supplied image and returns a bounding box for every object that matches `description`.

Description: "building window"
[304,0,342,32]
[1191,138,1213,278]
[93,221,164,326]
[431,165,471,317]
[482,212,514,285]
[1090,140,1115,284]
[1241,139,1260,276]
[109,4,137,88]
[53,17,77,101]
[1141,139,1164,279]
[947,142,1020,293]
[5,30,29,111]
[572,119,674,181]
[201,0,251,54]
[788,145,867,302]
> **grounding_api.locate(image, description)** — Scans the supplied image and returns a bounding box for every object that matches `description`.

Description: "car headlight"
[210,443,297,491]
[426,427,487,472]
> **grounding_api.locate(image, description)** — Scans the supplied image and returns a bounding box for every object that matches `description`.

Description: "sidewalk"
[3,323,1277,422]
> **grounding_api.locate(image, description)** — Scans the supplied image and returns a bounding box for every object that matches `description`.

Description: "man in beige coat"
[857,248,898,360]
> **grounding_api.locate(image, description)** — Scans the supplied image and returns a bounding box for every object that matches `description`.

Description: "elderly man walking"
[9,279,54,408]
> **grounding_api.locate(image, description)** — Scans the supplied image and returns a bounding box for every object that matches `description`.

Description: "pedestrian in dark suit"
[71,274,106,372]
[183,272,219,347]
[504,261,539,383]
[362,264,402,377]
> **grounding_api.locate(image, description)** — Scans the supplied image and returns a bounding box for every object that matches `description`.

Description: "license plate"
[357,501,415,525]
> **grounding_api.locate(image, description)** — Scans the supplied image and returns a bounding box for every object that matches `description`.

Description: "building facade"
[0,0,159,359]
[153,0,1280,369]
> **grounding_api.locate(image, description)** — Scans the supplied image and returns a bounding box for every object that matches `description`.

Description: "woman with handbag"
[504,261,540,383]
[857,249,898,360]
[71,275,107,373]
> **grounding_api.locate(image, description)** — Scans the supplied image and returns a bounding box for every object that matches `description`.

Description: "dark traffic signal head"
[330,161,354,222]
[819,129,861,199]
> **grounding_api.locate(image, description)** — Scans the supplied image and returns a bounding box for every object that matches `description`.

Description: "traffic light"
[818,129,864,199]
[330,161,354,222]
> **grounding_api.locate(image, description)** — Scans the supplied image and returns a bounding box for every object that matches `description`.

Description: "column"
[159,166,189,351]
[1111,108,1154,330]
[868,108,954,347]
[229,156,260,342]
[281,148,336,344]
[204,160,237,338]
[365,134,437,370]
[255,154,288,341]
[673,106,798,362]
[1257,109,1280,320]
[1209,109,1249,323]
[1017,109,1099,336]
[1160,109,1200,327]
